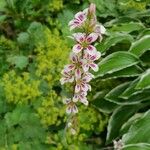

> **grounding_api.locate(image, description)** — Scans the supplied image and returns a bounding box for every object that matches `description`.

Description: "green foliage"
[0,0,150,149]
[122,110,150,144]
[122,143,150,150]
[91,0,150,149]
[95,51,139,77]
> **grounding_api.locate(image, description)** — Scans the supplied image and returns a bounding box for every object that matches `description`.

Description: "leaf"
[110,22,145,33]
[106,104,142,144]
[27,22,45,45]
[0,15,7,23]
[0,0,6,11]
[5,106,30,128]
[58,9,74,36]
[120,113,143,135]
[129,35,150,57]
[92,91,118,113]
[105,82,130,104]
[122,110,150,144]
[122,143,150,150]
[105,82,150,105]
[101,65,143,79]
[121,78,140,99]
[91,0,118,17]
[95,51,139,77]
[136,69,150,90]
[7,55,29,69]
[17,32,30,45]
[96,33,133,53]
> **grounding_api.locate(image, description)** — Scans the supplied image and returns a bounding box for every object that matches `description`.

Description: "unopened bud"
[89,3,96,15]
[70,128,76,135]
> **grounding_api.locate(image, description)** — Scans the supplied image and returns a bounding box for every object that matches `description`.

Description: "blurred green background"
[0,0,150,150]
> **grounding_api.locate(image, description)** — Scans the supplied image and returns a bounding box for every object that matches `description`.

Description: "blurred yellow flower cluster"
[2,71,41,104]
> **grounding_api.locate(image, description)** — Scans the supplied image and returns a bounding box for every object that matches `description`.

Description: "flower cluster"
[60,3,106,114]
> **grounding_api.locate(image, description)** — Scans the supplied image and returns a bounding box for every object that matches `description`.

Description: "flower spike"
[60,3,106,115]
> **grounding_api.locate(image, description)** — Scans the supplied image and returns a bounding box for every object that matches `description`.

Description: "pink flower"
[68,11,87,30]
[60,70,74,85]
[64,53,83,79]
[94,24,106,41]
[64,98,78,114]
[73,91,89,106]
[75,73,93,93]
[61,3,106,114]
[66,104,78,114]
[82,51,101,72]
[72,33,98,55]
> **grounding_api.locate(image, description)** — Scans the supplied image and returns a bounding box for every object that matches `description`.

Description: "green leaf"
[122,110,150,144]
[17,32,30,45]
[129,35,150,57]
[121,78,140,99]
[122,143,150,150]
[7,55,29,69]
[0,0,6,11]
[0,15,7,23]
[96,33,133,53]
[92,91,118,114]
[5,105,30,128]
[105,82,131,105]
[136,69,150,90]
[110,22,145,33]
[105,82,150,105]
[120,113,143,135]
[95,51,139,77]
[58,9,74,36]
[101,65,143,79]
[106,104,142,144]
[27,22,45,45]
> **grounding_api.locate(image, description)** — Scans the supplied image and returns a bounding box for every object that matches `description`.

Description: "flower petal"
[60,78,65,85]
[95,24,106,35]
[73,95,78,102]
[75,84,80,93]
[83,8,88,15]
[73,33,86,43]
[100,24,106,34]
[82,75,92,82]
[88,84,91,91]
[85,72,95,79]
[66,106,72,114]
[64,64,75,72]
[75,68,81,79]
[86,33,98,43]
[96,51,101,60]
[72,44,83,53]
[70,52,78,63]
[82,64,89,72]
[80,99,88,106]
[81,83,89,92]
[69,76,74,83]
[86,45,96,55]
[68,20,78,30]
[63,98,71,104]
[72,104,78,113]
[75,11,85,21]
[89,63,99,72]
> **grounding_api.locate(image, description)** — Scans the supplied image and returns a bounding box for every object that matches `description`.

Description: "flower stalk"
[60,3,106,133]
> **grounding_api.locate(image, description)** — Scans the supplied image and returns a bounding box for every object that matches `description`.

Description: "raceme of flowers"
[60,3,106,114]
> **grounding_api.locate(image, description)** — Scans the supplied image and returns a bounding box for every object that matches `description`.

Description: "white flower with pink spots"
[60,3,106,114]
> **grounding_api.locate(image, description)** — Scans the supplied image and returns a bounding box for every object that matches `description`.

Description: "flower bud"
[88,3,96,16]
